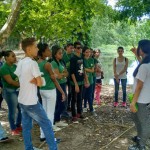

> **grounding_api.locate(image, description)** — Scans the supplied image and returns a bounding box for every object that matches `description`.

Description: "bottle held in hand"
[128,93,138,111]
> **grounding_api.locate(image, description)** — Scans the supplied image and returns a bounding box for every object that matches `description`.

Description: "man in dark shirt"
[70,41,85,121]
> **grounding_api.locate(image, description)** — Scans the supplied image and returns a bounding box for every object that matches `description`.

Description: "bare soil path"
[1,85,149,150]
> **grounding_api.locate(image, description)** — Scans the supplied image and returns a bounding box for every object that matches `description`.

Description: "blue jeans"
[0,122,7,140]
[83,84,94,112]
[19,102,57,150]
[3,88,21,130]
[114,78,127,102]
[55,83,66,122]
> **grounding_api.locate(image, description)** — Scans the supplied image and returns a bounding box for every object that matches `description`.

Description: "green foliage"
[11,0,108,45]
[2,0,150,50]
[89,15,150,49]
[0,1,11,27]
[116,0,150,20]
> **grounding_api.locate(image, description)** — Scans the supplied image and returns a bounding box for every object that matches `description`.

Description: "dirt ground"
[0,85,149,150]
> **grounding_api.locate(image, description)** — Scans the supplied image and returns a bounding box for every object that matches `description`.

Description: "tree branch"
[0,0,22,46]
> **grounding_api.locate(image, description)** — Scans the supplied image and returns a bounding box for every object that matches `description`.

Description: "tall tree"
[0,0,22,46]
[116,0,150,20]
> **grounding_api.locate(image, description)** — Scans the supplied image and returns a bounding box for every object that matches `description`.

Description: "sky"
[107,0,118,8]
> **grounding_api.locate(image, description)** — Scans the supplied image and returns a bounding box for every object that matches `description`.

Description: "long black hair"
[51,45,63,66]
[133,39,150,77]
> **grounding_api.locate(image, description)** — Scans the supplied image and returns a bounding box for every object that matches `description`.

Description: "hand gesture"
[130,47,137,56]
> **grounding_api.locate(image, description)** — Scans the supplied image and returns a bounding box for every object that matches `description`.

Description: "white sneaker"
[33,147,42,150]
[55,121,68,127]
[83,108,87,113]
[53,125,61,132]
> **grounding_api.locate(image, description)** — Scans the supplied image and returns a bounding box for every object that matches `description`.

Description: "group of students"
[0,38,150,150]
[0,38,103,150]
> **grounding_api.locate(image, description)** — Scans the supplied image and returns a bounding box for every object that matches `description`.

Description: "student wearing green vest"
[82,47,97,116]
[51,45,68,127]
[37,43,66,140]
[0,51,21,136]
[62,43,74,111]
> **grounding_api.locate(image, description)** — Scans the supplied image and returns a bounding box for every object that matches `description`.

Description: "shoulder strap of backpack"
[125,57,127,62]
[114,58,116,65]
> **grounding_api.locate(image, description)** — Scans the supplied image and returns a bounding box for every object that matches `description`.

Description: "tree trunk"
[0,0,22,46]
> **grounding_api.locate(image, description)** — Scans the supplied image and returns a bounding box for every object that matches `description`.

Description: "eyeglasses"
[76,47,82,49]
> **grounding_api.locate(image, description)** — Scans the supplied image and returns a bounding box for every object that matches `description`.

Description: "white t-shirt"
[133,63,150,104]
[115,57,127,79]
[14,57,41,105]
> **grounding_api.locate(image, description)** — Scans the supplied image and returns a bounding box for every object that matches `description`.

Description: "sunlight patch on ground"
[1,121,9,126]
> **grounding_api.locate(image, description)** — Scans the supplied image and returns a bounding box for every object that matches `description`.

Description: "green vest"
[38,60,55,90]
[84,58,94,84]
[51,60,67,84]
[0,63,18,89]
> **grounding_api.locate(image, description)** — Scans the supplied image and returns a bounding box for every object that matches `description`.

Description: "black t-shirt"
[70,55,84,85]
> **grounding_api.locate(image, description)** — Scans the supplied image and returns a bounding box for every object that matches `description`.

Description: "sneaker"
[16,126,22,132]
[61,112,70,119]
[33,147,42,150]
[131,136,140,143]
[122,102,127,107]
[90,111,97,117]
[76,113,84,119]
[0,137,11,143]
[83,108,88,113]
[55,138,61,144]
[53,125,61,132]
[11,129,20,136]
[55,121,68,127]
[113,102,118,107]
[72,117,78,122]
[40,137,61,143]
[128,145,146,150]
[40,137,46,142]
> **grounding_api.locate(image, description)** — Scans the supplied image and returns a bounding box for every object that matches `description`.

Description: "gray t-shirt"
[133,63,150,104]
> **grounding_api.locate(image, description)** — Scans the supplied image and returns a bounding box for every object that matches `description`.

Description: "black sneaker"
[0,137,11,143]
[40,138,46,142]
[128,144,146,150]
[55,138,61,144]
[131,136,140,143]
[40,138,61,144]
